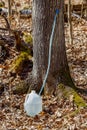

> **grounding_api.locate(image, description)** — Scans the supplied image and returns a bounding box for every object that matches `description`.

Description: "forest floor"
[0,0,87,130]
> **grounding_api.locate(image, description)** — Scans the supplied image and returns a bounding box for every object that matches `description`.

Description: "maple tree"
[25,0,74,93]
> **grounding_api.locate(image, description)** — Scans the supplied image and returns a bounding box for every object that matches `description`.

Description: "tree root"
[55,83,87,108]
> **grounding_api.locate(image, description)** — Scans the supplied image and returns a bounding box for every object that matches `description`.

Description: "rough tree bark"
[28,0,75,94]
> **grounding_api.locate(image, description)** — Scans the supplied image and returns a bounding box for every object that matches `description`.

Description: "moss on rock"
[23,32,33,45]
[0,1,5,7]
[10,52,32,73]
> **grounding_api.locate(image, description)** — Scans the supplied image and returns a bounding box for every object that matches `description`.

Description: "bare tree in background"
[68,0,73,45]
[8,0,12,25]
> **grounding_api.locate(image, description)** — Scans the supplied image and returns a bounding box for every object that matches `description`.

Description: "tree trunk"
[31,0,74,93]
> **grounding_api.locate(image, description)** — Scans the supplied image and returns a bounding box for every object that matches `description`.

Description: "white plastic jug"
[24,90,42,117]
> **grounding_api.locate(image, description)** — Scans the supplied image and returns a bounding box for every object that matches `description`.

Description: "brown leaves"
[0,0,87,129]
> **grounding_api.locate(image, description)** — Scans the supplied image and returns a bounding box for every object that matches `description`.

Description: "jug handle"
[25,94,29,103]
